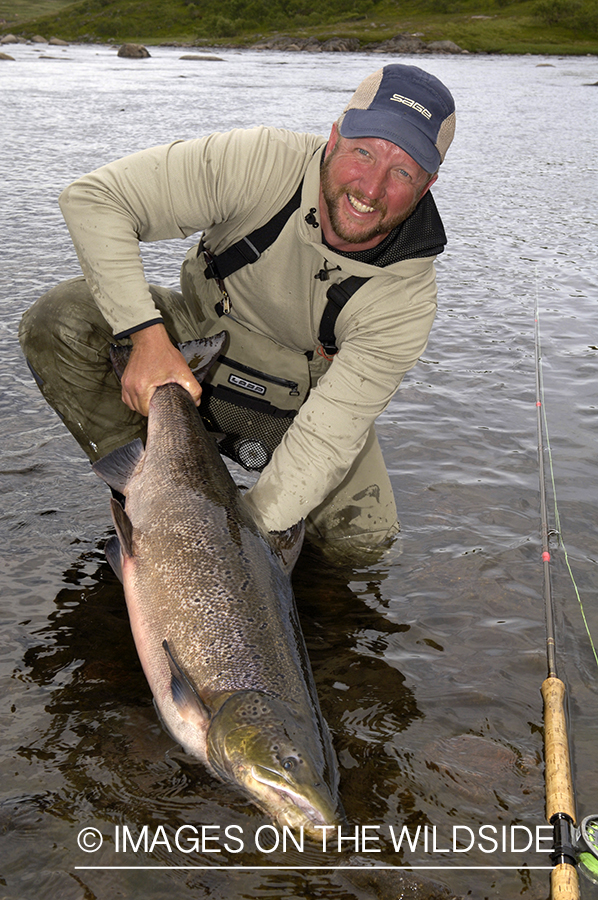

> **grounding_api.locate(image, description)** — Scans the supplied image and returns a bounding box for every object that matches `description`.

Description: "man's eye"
[357,148,370,157]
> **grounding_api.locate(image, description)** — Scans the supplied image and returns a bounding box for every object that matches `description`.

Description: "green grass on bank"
[0,0,71,23]
[2,0,598,54]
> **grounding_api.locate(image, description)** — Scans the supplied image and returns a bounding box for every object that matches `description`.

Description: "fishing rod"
[534,301,598,897]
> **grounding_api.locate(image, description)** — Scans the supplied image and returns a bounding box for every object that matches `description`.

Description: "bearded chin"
[321,157,418,245]
[324,189,417,246]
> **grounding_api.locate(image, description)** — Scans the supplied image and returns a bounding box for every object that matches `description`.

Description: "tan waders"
[19,276,399,562]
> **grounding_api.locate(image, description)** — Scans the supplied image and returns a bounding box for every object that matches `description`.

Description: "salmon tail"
[178,332,227,384]
[108,331,227,384]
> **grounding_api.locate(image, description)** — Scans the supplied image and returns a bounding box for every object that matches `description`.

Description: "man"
[19,64,455,561]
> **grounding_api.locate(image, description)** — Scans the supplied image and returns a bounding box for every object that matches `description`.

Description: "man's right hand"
[120,323,202,417]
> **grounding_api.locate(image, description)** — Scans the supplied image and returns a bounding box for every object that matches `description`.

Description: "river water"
[1,41,597,900]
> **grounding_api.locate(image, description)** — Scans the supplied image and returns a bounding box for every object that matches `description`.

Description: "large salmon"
[92,334,341,836]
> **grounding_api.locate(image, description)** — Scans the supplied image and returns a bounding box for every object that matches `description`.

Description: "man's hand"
[120,323,202,416]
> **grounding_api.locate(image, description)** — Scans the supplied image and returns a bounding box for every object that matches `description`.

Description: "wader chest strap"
[318,276,369,356]
[198,173,370,354]
[200,180,303,282]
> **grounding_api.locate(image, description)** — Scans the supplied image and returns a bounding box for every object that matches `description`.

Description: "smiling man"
[320,125,437,250]
[19,64,455,562]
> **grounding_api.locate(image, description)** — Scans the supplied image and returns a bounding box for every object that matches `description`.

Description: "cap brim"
[340,108,440,173]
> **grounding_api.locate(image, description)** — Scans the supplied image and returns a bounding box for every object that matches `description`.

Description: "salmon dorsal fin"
[108,332,226,385]
[267,520,305,574]
[162,640,211,725]
[178,332,227,384]
[92,439,144,494]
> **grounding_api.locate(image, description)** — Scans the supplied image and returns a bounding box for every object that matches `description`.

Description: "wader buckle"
[200,240,232,316]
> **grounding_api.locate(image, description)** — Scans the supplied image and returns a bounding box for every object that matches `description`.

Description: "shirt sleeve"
[58,128,313,335]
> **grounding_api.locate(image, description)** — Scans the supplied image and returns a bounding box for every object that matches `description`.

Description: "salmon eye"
[282,756,297,771]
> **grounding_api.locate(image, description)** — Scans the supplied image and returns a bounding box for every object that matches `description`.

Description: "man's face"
[319,123,437,252]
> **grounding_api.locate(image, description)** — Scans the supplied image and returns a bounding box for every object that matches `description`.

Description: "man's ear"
[420,172,438,199]
[324,121,340,158]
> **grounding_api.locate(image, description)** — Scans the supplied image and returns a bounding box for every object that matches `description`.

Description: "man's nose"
[357,164,386,200]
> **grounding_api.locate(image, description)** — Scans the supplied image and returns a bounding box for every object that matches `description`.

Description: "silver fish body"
[92,336,341,835]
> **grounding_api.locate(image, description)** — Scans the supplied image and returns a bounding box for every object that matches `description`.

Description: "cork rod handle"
[551,863,579,898]
[541,676,576,822]
[541,676,579,900]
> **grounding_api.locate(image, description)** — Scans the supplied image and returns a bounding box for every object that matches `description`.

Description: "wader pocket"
[200,318,311,471]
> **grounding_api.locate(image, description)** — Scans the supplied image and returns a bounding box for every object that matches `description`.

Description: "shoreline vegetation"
[1,0,597,55]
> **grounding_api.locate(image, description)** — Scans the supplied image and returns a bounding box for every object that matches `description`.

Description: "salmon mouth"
[248,764,332,828]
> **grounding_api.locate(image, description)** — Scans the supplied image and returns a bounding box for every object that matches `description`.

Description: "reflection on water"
[1,43,597,900]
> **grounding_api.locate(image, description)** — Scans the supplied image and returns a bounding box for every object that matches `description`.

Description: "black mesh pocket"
[200,384,297,471]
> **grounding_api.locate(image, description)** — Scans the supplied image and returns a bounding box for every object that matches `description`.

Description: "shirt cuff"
[113,317,165,340]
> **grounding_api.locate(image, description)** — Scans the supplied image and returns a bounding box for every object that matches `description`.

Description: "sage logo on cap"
[338,65,456,173]
[390,93,432,120]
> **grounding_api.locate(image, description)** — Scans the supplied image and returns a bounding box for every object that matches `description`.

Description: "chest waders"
[195,185,369,472]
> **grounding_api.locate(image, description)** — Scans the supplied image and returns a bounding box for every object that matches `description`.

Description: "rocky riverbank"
[0,30,467,56]
[0,32,70,58]
[250,34,466,53]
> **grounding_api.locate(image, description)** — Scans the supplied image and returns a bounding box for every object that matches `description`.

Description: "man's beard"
[320,152,420,246]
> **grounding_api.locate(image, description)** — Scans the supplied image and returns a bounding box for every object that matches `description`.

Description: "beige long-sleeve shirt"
[59,126,441,531]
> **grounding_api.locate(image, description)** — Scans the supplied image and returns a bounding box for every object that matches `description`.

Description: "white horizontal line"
[74,865,553,871]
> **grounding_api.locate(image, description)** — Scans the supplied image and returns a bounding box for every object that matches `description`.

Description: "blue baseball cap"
[338,64,456,173]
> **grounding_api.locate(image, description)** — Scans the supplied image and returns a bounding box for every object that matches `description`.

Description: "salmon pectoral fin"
[92,439,145,494]
[110,498,135,558]
[268,519,305,573]
[104,535,124,583]
[163,640,212,727]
